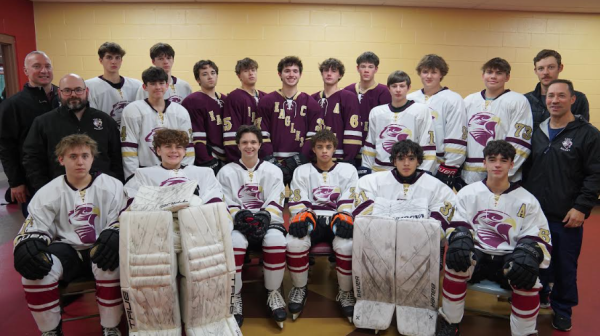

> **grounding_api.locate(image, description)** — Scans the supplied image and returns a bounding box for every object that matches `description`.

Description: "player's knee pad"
[177,203,240,336]
[231,229,249,250]
[332,236,352,256]
[120,211,181,335]
[286,234,311,253]
[263,227,287,248]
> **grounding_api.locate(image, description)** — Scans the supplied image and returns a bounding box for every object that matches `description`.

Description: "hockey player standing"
[459,58,533,188]
[223,58,266,162]
[181,60,227,174]
[361,71,436,173]
[217,125,288,328]
[135,43,192,103]
[286,129,358,322]
[407,54,467,187]
[14,134,125,336]
[437,140,551,336]
[85,42,142,127]
[256,56,324,185]
[120,66,194,180]
[311,58,362,164]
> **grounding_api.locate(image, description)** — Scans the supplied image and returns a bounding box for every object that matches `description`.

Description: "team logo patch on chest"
[68,203,100,244]
[473,209,516,248]
[468,112,499,146]
[145,127,165,155]
[379,124,412,153]
[312,186,341,208]
[160,177,190,186]
[93,118,103,130]
[110,101,128,121]
[561,138,573,152]
[238,183,263,209]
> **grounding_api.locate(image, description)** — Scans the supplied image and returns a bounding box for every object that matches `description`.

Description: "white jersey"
[362,101,436,173]
[120,99,194,180]
[217,160,285,224]
[451,181,551,268]
[14,173,125,251]
[353,170,456,236]
[124,165,223,204]
[86,76,142,127]
[135,76,192,104]
[289,162,358,217]
[407,88,467,172]
[462,90,533,184]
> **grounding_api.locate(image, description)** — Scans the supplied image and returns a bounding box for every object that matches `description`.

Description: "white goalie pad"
[395,219,441,336]
[178,203,242,336]
[352,216,397,331]
[120,211,181,336]
[130,180,197,212]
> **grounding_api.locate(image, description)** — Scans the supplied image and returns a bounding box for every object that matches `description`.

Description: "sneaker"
[539,292,550,309]
[232,293,244,327]
[436,317,460,336]
[102,326,122,336]
[552,314,572,331]
[41,321,63,336]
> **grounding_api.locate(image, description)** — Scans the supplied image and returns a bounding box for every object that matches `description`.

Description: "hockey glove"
[503,239,543,290]
[331,212,354,239]
[356,166,372,179]
[90,229,120,271]
[14,238,53,280]
[289,209,316,238]
[234,210,256,234]
[200,157,223,176]
[452,176,468,192]
[435,164,458,187]
[280,154,309,185]
[445,226,475,272]
[253,210,271,227]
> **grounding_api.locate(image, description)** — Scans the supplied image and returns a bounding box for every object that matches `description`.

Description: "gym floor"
[0,176,597,335]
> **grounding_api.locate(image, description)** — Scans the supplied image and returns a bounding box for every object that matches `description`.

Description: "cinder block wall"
[34,3,600,125]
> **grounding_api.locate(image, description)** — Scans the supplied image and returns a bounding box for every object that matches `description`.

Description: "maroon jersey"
[256,90,324,161]
[181,91,227,164]
[222,88,266,162]
[344,83,391,140]
[311,89,362,162]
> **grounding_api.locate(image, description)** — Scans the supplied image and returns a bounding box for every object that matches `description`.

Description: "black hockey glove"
[331,212,354,239]
[90,229,120,271]
[445,226,475,272]
[503,239,543,290]
[452,176,468,192]
[253,210,271,227]
[279,154,309,185]
[356,166,372,179]
[199,157,223,176]
[289,209,316,238]
[234,210,256,234]
[14,238,53,280]
[435,164,459,188]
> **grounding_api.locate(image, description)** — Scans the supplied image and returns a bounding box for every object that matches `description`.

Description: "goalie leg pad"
[352,216,396,331]
[263,228,287,291]
[178,203,241,336]
[120,211,181,335]
[231,230,248,294]
[91,263,123,328]
[286,234,311,288]
[332,236,353,292]
[394,219,441,336]
[22,254,63,332]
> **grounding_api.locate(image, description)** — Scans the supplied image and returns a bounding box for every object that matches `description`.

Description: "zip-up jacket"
[525,82,589,131]
[22,104,124,192]
[0,84,59,188]
[523,116,600,223]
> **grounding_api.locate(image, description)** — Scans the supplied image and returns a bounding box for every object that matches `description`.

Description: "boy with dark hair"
[311,58,362,164]
[135,42,192,103]
[86,42,142,127]
[14,134,125,336]
[407,54,467,187]
[121,66,194,180]
[362,71,435,173]
[286,129,358,322]
[460,57,533,189]
[525,49,589,130]
[437,140,551,336]
[181,60,227,175]
[256,56,323,185]
[217,125,288,328]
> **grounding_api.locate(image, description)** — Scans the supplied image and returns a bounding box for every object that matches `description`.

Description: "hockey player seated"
[217,125,288,328]
[437,140,551,336]
[286,129,358,322]
[14,134,125,336]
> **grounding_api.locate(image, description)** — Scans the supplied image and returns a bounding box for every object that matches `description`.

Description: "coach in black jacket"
[22,74,124,193]
[524,79,600,332]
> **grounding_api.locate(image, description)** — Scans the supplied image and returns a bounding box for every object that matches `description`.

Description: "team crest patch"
[93,118,103,130]
[561,138,573,152]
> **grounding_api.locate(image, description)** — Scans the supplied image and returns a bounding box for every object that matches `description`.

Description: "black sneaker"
[436,317,460,336]
[552,314,572,331]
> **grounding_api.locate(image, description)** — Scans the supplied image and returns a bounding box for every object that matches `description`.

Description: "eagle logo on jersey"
[145,127,165,155]
[238,183,263,209]
[379,124,412,153]
[468,113,499,146]
[69,203,100,244]
[110,101,129,125]
[312,186,341,209]
[160,177,189,186]
[167,95,183,103]
[473,209,516,249]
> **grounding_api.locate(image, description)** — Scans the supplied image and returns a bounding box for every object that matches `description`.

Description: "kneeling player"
[14,134,125,336]
[217,125,287,328]
[286,130,358,322]
[437,140,551,336]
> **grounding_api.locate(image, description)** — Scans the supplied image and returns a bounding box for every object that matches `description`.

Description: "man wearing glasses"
[23,74,123,193]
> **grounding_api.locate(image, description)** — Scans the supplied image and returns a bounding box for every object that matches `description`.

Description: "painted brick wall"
[34,3,600,126]
[1,0,36,87]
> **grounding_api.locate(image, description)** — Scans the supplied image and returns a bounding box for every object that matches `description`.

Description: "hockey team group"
[3,41,600,336]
